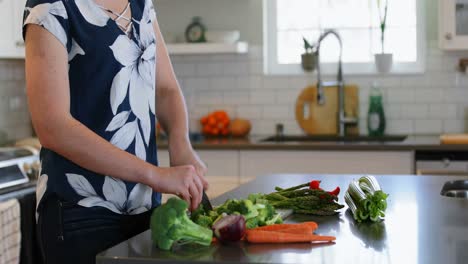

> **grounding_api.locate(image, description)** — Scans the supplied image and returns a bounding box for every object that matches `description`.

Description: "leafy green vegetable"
[239,199,260,220]
[194,215,213,228]
[345,175,389,223]
[151,198,213,250]
[245,218,259,229]
[191,196,282,229]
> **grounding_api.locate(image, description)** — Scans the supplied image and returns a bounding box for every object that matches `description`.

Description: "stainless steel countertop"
[157,135,468,151]
[97,174,468,264]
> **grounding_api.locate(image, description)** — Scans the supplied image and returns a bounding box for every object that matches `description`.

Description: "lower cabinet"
[157,150,240,177]
[157,149,415,198]
[239,150,414,181]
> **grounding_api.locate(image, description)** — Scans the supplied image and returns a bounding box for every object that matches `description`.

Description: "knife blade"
[201,190,213,211]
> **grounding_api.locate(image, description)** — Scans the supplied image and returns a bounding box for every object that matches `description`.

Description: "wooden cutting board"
[295,85,359,135]
[440,134,468,145]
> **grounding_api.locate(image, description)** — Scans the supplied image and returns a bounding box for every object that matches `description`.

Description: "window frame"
[263,0,427,76]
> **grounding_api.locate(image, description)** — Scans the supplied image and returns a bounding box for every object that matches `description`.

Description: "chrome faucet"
[315,29,357,137]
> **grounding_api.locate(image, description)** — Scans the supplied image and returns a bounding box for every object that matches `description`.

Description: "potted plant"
[374,0,393,73]
[301,37,318,72]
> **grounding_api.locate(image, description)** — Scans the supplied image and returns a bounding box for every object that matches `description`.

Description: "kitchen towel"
[0,199,21,264]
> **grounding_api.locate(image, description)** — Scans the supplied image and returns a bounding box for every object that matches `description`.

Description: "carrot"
[251,222,318,232]
[274,226,314,234]
[245,230,335,244]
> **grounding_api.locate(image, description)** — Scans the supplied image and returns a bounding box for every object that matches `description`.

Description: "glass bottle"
[367,82,386,137]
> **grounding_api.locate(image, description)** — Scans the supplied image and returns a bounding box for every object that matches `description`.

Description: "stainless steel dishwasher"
[416,151,468,176]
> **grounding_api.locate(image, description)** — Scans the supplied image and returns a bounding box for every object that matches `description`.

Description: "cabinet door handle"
[442,158,451,168]
[445,33,453,40]
[15,41,25,47]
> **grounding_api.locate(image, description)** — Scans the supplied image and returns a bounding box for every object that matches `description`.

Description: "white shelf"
[167,42,249,55]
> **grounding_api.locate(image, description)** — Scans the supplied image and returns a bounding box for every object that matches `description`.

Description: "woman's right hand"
[150,165,204,211]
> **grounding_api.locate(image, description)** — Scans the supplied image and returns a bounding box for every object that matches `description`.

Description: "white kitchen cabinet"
[157,148,415,197]
[157,149,240,179]
[239,150,414,181]
[0,0,26,58]
[439,0,468,50]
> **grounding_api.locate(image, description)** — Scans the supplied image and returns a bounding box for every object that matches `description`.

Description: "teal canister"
[367,82,386,137]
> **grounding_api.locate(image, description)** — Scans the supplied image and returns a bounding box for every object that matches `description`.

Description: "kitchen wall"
[157,0,468,136]
[0,60,31,141]
[0,1,467,140]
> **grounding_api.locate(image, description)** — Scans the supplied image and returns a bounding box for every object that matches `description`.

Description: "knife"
[201,190,213,211]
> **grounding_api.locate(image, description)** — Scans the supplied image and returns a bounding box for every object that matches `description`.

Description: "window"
[264,0,425,75]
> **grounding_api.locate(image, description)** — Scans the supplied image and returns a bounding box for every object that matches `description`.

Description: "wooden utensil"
[440,134,468,145]
[295,85,359,135]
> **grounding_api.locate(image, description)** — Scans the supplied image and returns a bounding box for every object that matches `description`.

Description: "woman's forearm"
[152,20,193,158]
[156,86,192,152]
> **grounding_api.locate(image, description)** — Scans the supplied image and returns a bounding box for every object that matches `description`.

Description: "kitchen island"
[97,174,468,264]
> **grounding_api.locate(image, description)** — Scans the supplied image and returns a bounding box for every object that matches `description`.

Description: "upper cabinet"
[439,0,468,50]
[0,0,26,59]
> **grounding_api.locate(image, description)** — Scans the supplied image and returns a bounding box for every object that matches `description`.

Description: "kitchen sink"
[260,135,408,143]
[441,180,468,199]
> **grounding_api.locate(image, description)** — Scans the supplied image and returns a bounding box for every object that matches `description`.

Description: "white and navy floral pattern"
[23,0,160,215]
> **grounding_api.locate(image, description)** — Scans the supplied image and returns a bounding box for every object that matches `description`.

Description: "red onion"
[212,215,246,242]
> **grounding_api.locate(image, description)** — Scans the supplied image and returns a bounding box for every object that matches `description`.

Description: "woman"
[23,0,208,263]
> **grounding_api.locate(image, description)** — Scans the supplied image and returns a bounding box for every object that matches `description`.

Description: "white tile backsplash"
[414,120,443,134]
[172,62,197,77]
[444,89,468,103]
[414,89,445,103]
[196,62,225,76]
[223,91,250,105]
[385,104,402,119]
[262,76,290,90]
[429,104,457,119]
[0,60,30,141]
[175,44,468,135]
[209,76,236,91]
[443,119,466,133]
[386,119,414,135]
[184,77,210,90]
[386,89,415,103]
[248,61,264,75]
[275,89,302,104]
[261,105,291,119]
[235,105,262,119]
[223,61,249,76]
[249,90,275,104]
[2,43,468,140]
[400,104,430,119]
[194,90,224,105]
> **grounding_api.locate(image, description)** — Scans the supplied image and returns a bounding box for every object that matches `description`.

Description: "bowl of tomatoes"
[200,110,230,137]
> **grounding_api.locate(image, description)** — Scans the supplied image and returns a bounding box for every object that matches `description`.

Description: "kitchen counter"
[156,135,468,151]
[0,181,36,202]
[97,174,468,264]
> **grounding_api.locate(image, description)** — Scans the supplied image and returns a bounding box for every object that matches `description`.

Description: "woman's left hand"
[169,144,209,190]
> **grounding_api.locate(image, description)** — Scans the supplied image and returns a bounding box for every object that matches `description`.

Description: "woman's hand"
[169,142,209,190]
[151,165,204,211]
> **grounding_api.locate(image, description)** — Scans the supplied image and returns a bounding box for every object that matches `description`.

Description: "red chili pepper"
[328,187,340,196]
[309,180,321,190]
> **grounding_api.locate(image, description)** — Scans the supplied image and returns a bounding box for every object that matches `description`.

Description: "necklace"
[98,2,133,37]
